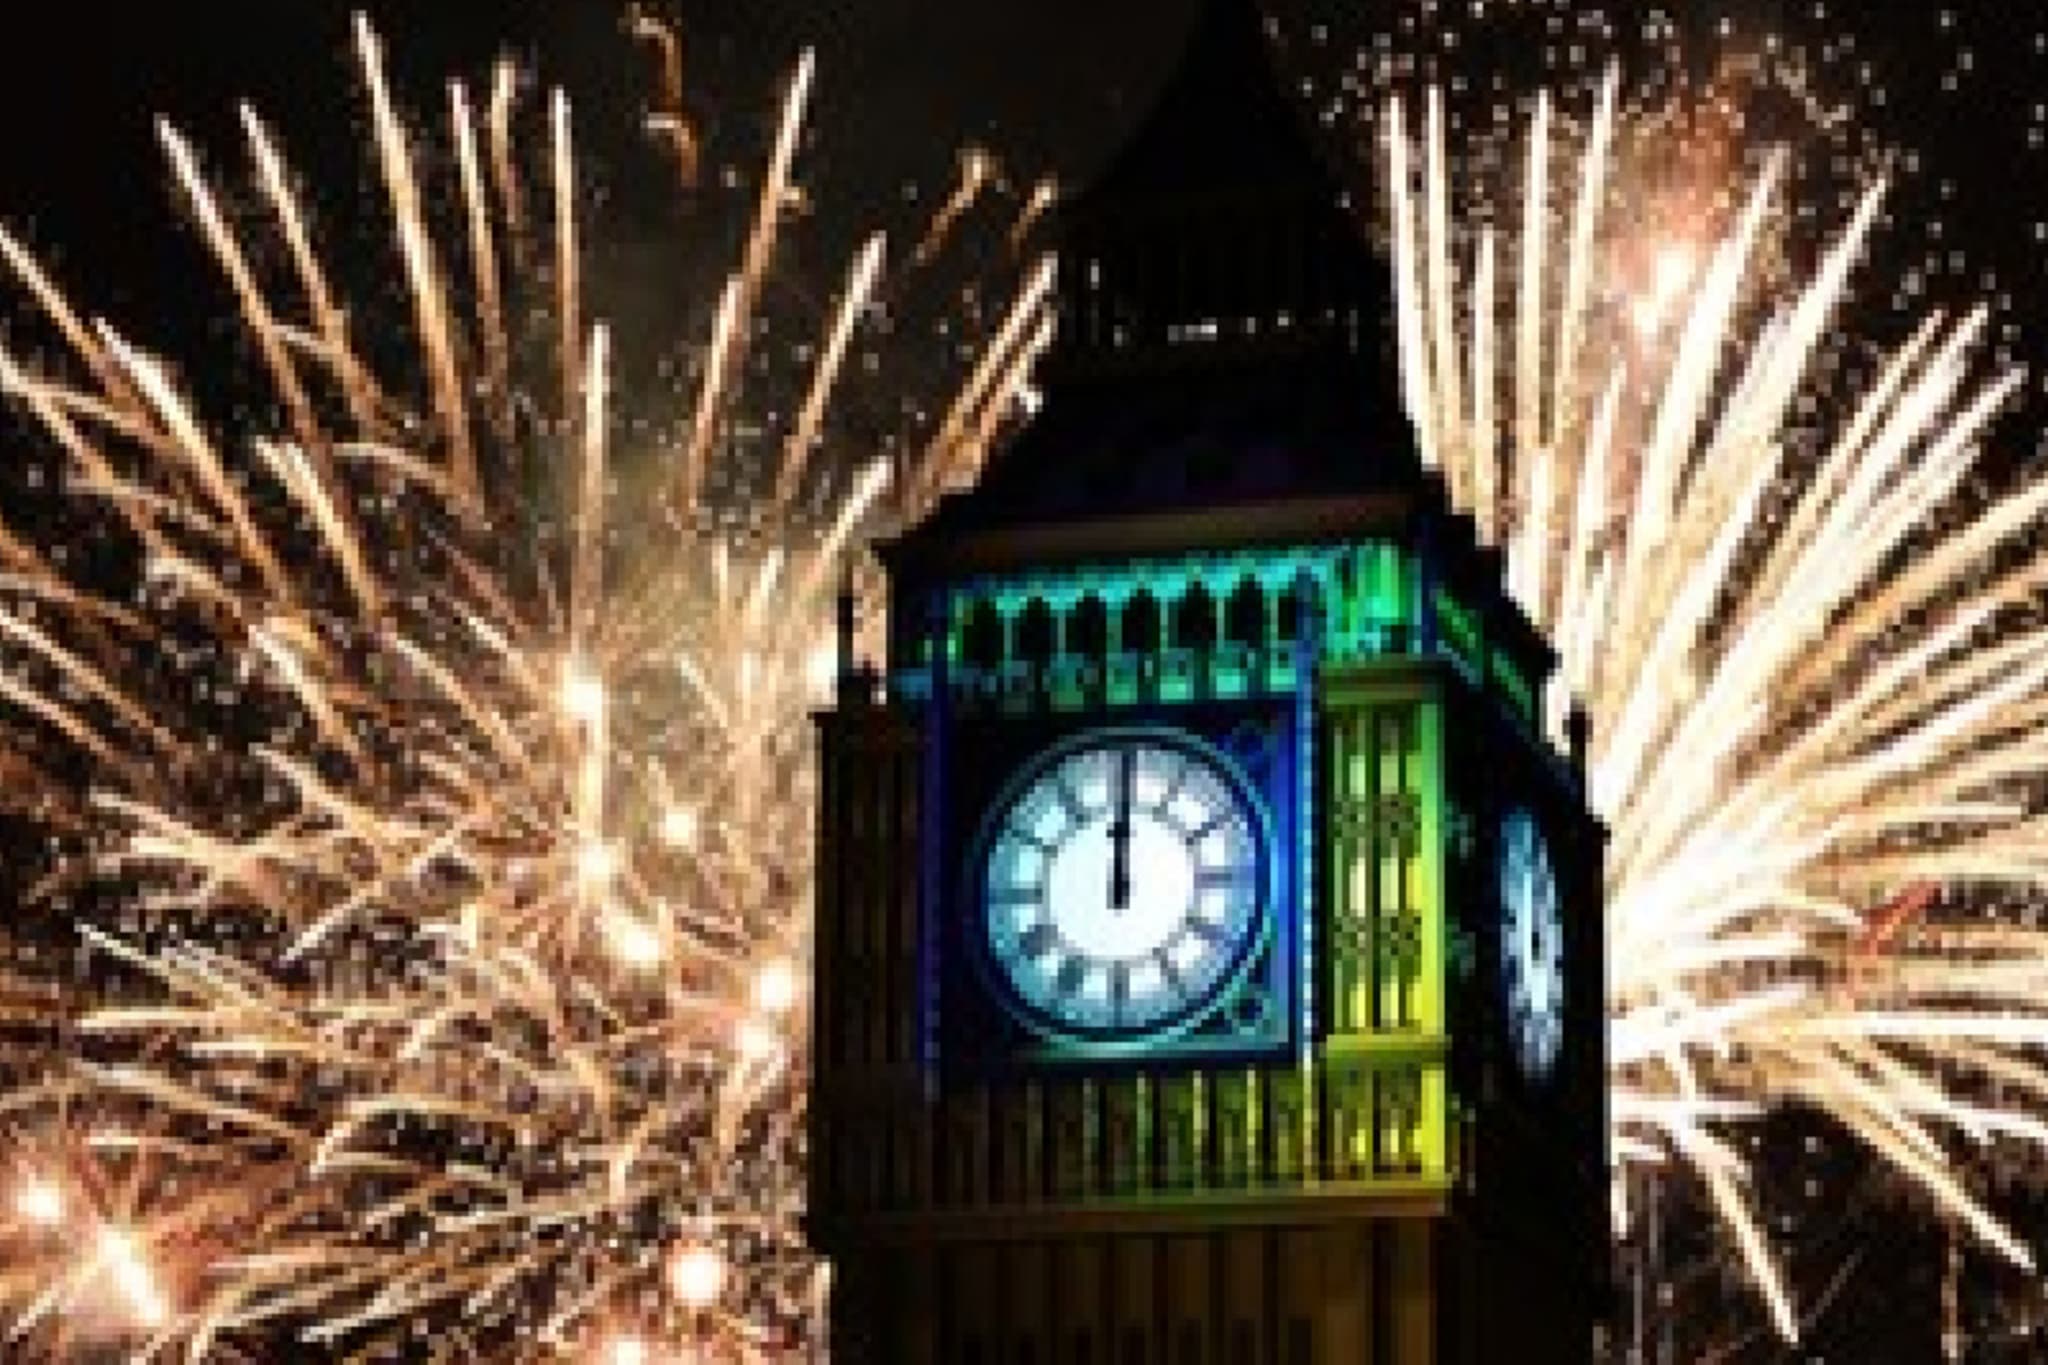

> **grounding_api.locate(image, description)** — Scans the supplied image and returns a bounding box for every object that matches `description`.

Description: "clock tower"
[809,1,1609,1361]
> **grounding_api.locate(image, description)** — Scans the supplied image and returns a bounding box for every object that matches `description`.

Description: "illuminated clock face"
[1498,808,1565,1079]
[980,732,1267,1043]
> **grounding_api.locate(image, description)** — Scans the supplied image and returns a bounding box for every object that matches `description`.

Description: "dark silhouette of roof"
[1063,0,1368,223]
[889,0,1423,569]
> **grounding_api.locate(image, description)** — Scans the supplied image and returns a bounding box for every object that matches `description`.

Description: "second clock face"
[980,731,1267,1043]
[1499,807,1565,1080]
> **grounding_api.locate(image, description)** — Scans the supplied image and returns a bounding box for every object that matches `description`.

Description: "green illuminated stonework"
[1321,660,1451,1183]
[892,540,1535,732]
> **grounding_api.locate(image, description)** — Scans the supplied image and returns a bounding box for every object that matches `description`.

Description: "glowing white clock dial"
[1498,807,1565,1079]
[982,734,1264,1040]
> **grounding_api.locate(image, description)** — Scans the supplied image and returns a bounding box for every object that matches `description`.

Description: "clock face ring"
[975,728,1270,1045]
[1498,807,1565,1079]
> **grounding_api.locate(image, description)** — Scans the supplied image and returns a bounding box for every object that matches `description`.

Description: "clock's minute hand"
[1108,747,1134,912]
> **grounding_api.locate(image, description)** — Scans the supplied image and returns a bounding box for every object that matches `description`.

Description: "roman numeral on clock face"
[1153,945,1185,993]
[1150,755,1190,815]
[1019,922,1060,961]
[1053,778,1090,830]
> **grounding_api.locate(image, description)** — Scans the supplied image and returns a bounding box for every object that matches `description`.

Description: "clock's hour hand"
[1108,748,1134,912]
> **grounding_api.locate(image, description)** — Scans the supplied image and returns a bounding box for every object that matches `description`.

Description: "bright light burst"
[0,13,1044,1361]
[3,3,2046,1358]
[1386,69,2048,1338]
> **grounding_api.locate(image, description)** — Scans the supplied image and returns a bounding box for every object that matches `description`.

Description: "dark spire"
[1068,0,1335,209]
[889,0,1422,565]
[1044,0,1400,385]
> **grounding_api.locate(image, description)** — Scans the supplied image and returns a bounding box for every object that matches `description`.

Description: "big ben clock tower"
[809,1,1609,1361]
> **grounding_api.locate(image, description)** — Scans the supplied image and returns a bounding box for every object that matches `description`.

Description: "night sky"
[2,2,2045,418]
[1,1,2045,1359]
[0,2,2044,317]
[0,2,1168,338]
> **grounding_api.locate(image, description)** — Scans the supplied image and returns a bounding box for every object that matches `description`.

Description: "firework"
[629,5,703,190]
[7,3,2043,1357]
[0,16,1043,1361]
[1386,68,2048,1340]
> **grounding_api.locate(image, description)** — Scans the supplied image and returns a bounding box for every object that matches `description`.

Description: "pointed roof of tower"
[1066,0,1354,216]
[888,0,1426,576]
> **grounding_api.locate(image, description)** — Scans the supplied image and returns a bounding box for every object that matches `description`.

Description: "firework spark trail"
[487,57,527,252]
[681,50,817,516]
[1548,71,1616,469]
[574,325,611,648]
[163,119,388,631]
[1006,176,1059,254]
[1389,77,2048,1338]
[680,275,745,516]
[1512,88,1546,532]
[630,6,702,190]
[554,88,583,429]
[775,232,887,509]
[242,104,393,438]
[0,23,1034,1361]
[357,13,478,505]
[451,80,516,443]
[1425,90,1463,498]
[906,251,1057,517]
[911,147,998,268]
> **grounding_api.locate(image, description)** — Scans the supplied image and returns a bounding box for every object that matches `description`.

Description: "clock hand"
[1108,747,1134,912]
